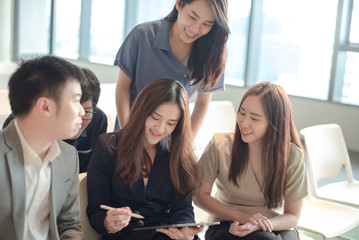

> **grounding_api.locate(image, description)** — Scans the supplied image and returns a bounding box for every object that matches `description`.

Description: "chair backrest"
[190,100,236,158]
[78,173,101,240]
[0,89,11,113]
[97,83,117,132]
[300,124,355,188]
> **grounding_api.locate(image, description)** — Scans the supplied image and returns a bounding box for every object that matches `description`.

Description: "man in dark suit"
[0,56,84,239]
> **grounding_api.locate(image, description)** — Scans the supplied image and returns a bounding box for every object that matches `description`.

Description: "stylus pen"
[100,204,145,219]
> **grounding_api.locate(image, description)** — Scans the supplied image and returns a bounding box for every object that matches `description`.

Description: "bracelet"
[104,217,119,234]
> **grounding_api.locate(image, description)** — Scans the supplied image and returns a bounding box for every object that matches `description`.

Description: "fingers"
[229,221,251,237]
[255,216,272,232]
[156,227,182,239]
[247,214,273,232]
[156,226,203,240]
[188,225,205,235]
[261,218,273,232]
[230,221,251,232]
[156,228,178,239]
[229,221,241,232]
[105,207,132,232]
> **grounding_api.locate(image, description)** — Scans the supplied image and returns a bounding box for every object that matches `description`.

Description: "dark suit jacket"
[86,132,195,239]
[65,106,107,173]
[0,121,82,240]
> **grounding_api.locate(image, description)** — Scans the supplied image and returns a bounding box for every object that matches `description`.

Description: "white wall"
[67,59,119,83]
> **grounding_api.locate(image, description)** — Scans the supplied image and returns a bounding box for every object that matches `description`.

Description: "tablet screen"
[133,221,220,231]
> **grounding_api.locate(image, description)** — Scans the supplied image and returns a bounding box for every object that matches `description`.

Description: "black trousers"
[205,221,299,240]
[102,230,171,240]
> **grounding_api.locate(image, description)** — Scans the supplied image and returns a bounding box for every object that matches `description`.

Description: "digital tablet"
[133,221,220,231]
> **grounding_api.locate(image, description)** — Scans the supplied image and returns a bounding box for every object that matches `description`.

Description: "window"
[225,0,251,87]
[17,0,51,57]
[225,0,359,106]
[349,0,359,43]
[89,0,125,64]
[136,0,174,24]
[331,0,359,105]
[257,0,338,100]
[53,0,81,59]
[14,0,359,106]
[339,52,359,105]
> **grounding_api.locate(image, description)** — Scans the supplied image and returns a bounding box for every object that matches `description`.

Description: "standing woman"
[194,82,307,240]
[87,78,203,240]
[114,0,229,137]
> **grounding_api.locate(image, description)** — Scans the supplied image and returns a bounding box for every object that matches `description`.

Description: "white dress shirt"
[14,119,60,240]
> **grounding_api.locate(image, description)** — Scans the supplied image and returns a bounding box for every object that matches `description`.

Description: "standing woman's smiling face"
[174,0,216,44]
[144,102,181,147]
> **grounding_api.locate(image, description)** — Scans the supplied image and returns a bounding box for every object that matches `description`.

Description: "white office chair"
[189,100,237,159]
[79,173,101,240]
[300,123,359,206]
[298,234,315,240]
[297,175,359,239]
[97,83,117,132]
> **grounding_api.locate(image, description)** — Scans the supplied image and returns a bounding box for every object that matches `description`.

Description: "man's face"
[54,79,85,140]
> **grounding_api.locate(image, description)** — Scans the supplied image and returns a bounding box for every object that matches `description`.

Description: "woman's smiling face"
[174,0,215,44]
[144,102,181,146]
[237,95,269,146]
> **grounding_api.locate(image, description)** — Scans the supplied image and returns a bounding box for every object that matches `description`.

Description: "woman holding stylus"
[87,79,203,240]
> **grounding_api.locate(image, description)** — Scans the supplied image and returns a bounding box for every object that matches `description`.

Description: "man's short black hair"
[8,55,86,117]
[81,68,101,107]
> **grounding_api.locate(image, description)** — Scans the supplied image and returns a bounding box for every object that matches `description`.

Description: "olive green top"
[200,132,307,222]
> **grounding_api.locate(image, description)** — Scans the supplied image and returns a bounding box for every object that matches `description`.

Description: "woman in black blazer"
[87,78,203,240]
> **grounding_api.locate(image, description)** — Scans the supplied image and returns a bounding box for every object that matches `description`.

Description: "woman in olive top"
[195,82,307,240]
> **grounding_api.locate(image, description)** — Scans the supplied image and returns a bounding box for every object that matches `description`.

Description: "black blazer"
[86,132,195,239]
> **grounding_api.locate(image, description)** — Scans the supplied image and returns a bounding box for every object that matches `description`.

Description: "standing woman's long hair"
[165,0,230,88]
[229,82,303,209]
[115,78,201,199]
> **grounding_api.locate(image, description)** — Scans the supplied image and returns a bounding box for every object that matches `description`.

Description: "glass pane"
[18,0,51,57]
[53,0,81,59]
[340,51,359,105]
[349,0,359,43]
[225,0,251,87]
[89,0,125,64]
[259,0,338,100]
[136,0,175,24]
